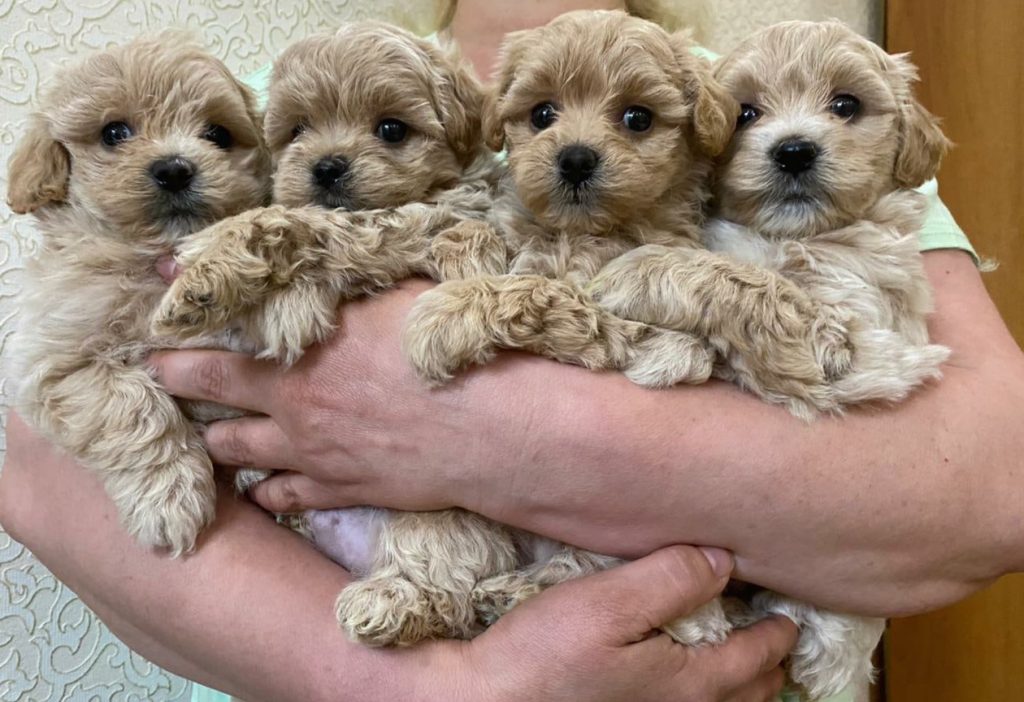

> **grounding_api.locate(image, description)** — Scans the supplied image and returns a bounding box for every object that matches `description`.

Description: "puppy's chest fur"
[15,210,244,399]
[493,183,700,286]
[705,191,934,343]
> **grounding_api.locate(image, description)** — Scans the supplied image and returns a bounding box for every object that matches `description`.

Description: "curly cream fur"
[7,34,270,555]
[588,21,951,698]
[151,22,525,647]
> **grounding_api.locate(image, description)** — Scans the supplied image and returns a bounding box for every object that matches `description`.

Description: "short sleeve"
[915,179,978,261]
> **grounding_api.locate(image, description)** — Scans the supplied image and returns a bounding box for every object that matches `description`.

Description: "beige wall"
[0,1,880,699]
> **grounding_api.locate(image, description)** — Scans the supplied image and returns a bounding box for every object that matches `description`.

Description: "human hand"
[147,278,578,514]
[457,545,795,702]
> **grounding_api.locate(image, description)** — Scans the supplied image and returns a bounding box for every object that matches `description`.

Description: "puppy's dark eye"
[291,123,307,141]
[530,103,557,130]
[202,124,233,149]
[622,106,653,132]
[829,94,861,119]
[737,104,761,129]
[101,121,133,146]
[376,118,408,143]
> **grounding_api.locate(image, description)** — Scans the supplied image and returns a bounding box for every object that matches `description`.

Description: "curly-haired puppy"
[152,22,520,647]
[7,34,270,555]
[392,9,752,649]
[590,20,952,698]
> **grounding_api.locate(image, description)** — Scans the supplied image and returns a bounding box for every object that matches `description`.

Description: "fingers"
[149,350,278,413]
[697,615,799,697]
[249,472,356,513]
[566,546,733,641]
[202,417,293,470]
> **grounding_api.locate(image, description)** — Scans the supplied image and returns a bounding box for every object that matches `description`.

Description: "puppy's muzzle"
[772,139,818,176]
[313,156,351,191]
[558,144,600,187]
[150,156,196,193]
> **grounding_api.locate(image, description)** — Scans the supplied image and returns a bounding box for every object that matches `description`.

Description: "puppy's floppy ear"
[483,29,531,153]
[670,33,739,158]
[434,43,485,166]
[7,115,70,214]
[889,54,951,188]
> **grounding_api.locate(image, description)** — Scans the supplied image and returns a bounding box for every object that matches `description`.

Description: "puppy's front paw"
[814,310,854,381]
[151,262,232,341]
[119,449,217,557]
[401,285,497,385]
[624,328,714,388]
[471,572,542,627]
[662,597,732,647]
[336,575,477,646]
[431,220,507,280]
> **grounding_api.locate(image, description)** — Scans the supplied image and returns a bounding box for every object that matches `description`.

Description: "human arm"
[150,251,1024,618]
[0,413,797,702]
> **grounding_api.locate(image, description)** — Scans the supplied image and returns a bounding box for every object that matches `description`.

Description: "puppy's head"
[264,22,483,210]
[6,33,270,244]
[485,10,737,234]
[713,20,949,238]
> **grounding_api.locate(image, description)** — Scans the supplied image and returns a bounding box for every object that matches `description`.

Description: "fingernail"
[699,547,734,578]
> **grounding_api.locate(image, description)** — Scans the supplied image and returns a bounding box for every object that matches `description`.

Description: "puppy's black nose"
[773,140,818,175]
[558,145,600,187]
[149,157,196,193]
[313,156,350,189]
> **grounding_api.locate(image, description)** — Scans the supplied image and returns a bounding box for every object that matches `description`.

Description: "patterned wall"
[0,1,879,700]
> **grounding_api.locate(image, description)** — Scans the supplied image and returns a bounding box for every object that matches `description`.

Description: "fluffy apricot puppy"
[7,34,270,555]
[590,20,952,698]
[395,9,750,650]
[152,22,521,649]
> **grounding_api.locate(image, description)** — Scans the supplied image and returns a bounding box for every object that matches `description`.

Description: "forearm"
[0,425,454,702]
[462,250,1024,616]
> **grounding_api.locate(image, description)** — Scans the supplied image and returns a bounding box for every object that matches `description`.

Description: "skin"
[0,419,794,702]
[143,250,1024,617]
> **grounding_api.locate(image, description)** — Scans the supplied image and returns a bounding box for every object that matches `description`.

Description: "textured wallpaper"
[0,1,879,700]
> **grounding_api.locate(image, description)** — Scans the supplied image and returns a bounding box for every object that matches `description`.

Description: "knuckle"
[214,423,252,466]
[192,357,230,401]
[270,479,303,513]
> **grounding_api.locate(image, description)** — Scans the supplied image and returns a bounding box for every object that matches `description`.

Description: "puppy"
[589,20,952,698]
[393,10,752,649]
[6,34,270,555]
[152,22,521,647]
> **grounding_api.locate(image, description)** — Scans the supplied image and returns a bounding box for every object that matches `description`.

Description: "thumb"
[568,546,733,641]
[248,471,357,513]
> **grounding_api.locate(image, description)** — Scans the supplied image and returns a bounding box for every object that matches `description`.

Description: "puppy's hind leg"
[335,509,517,647]
[752,592,885,700]
[29,361,216,556]
[473,545,731,646]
